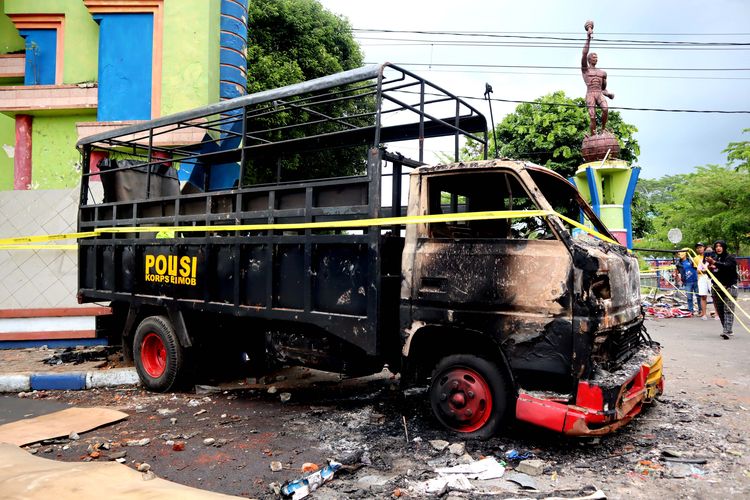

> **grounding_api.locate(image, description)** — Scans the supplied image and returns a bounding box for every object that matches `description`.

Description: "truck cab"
[399,160,663,437]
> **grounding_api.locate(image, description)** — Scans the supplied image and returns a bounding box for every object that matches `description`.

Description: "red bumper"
[515,352,664,436]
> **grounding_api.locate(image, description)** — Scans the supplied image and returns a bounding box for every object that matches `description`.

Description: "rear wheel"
[133,315,188,392]
[429,354,509,439]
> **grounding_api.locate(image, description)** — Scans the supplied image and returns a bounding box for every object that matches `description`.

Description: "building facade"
[0,0,248,191]
[0,0,247,345]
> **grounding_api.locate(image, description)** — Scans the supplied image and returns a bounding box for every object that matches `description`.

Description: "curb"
[0,368,139,393]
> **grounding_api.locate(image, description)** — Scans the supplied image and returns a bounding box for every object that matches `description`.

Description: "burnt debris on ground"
[41,345,121,366]
[10,363,749,499]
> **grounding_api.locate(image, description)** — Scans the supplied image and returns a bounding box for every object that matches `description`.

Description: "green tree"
[636,175,689,208]
[630,191,655,239]
[632,174,689,241]
[243,0,369,185]
[247,0,363,93]
[463,91,640,179]
[723,128,750,172]
[642,165,750,253]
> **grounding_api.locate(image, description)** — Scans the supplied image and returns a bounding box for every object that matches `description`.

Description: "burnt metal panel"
[312,243,368,316]
[273,244,305,309]
[241,245,268,307]
[212,245,236,304]
[101,246,116,291]
[121,246,135,292]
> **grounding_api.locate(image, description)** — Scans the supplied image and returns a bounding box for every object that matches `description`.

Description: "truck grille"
[592,323,644,371]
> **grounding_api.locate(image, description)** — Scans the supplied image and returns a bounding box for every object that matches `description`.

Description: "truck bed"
[79,173,404,357]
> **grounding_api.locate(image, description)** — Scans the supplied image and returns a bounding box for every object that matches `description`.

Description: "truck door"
[408,170,576,391]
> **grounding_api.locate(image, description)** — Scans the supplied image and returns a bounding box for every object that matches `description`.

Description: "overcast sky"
[318,0,750,179]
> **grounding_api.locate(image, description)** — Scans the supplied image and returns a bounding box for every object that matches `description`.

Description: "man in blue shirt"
[675,250,700,316]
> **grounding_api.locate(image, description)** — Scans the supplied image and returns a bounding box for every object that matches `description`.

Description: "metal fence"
[642,257,750,291]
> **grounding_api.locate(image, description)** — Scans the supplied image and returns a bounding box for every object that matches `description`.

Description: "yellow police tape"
[0,244,78,250]
[0,210,554,246]
[1,208,746,331]
[0,231,99,246]
[639,265,677,273]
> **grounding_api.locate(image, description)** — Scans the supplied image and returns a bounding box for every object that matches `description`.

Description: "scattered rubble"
[429,439,449,452]
[125,438,150,447]
[516,458,546,476]
[194,385,222,394]
[448,442,466,456]
[17,345,750,500]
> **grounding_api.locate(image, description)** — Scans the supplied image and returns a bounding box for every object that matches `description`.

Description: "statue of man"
[582,20,614,135]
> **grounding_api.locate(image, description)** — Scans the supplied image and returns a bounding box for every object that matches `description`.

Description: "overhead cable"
[352,28,750,46]
[373,61,750,72]
[392,88,750,114]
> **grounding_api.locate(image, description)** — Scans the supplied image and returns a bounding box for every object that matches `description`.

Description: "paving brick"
[516,459,545,476]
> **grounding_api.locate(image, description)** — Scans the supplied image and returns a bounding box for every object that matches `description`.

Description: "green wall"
[161,0,220,115]
[31,113,95,189]
[0,114,14,189]
[4,0,98,84]
[0,1,24,54]
[1,0,222,190]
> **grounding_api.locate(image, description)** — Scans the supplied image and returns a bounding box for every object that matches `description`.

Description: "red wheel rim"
[141,332,167,378]
[434,367,493,433]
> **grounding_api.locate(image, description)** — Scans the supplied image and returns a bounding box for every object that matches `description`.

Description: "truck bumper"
[515,348,664,436]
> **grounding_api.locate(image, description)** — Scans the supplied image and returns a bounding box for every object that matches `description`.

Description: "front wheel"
[429,354,509,439]
[133,315,189,392]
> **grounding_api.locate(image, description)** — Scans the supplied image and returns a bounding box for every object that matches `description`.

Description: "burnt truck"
[77,63,663,438]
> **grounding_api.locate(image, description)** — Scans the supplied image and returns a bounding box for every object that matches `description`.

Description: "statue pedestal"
[582,131,620,163]
[572,159,640,248]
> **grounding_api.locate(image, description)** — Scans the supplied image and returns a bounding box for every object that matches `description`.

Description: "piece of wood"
[0,407,128,446]
[0,443,242,499]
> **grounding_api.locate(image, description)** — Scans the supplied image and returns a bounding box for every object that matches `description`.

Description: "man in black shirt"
[705,240,739,339]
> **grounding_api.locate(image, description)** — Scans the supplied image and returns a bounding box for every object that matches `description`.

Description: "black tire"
[133,315,188,392]
[429,354,509,439]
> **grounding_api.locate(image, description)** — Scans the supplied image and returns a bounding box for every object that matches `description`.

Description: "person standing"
[701,243,721,320]
[705,240,739,338]
[694,242,710,320]
[675,250,699,316]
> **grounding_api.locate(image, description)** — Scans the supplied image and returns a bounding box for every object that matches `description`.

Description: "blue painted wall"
[585,167,601,217]
[183,0,248,190]
[622,166,641,249]
[19,29,56,85]
[94,13,153,121]
[220,0,248,103]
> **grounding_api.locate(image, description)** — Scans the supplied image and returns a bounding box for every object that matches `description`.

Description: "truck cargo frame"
[77,63,487,368]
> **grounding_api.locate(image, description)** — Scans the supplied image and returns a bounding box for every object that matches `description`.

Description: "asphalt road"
[0,395,69,425]
[2,314,749,499]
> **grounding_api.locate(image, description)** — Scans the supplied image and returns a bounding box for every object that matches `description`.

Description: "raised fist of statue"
[584,20,594,34]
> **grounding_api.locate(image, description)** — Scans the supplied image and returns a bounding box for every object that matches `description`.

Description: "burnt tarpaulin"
[99,158,179,202]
